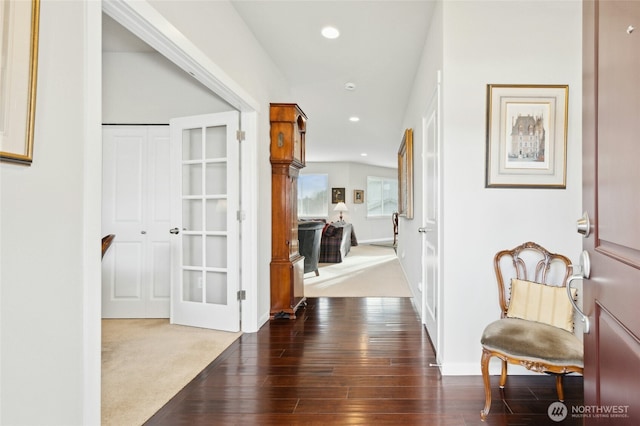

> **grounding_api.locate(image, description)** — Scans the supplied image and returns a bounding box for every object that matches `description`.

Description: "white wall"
[103,52,233,123]
[398,0,444,320]
[399,0,583,375]
[148,0,289,107]
[0,1,102,424]
[302,161,397,243]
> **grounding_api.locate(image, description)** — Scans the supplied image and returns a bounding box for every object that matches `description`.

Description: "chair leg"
[499,359,508,388]
[480,349,492,420]
[314,270,319,276]
[556,375,565,401]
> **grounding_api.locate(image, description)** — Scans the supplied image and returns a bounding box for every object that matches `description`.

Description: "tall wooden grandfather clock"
[270,103,307,319]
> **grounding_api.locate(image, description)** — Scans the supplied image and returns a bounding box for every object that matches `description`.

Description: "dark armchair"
[298,221,324,276]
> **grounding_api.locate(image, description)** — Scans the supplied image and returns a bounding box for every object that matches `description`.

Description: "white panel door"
[102,126,171,318]
[170,112,240,332]
[145,127,172,316]
[421,75,442,359]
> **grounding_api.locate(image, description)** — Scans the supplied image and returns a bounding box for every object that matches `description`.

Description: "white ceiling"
[103,1,435,169]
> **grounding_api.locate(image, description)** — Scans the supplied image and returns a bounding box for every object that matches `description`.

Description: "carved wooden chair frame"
[480,241,583,420]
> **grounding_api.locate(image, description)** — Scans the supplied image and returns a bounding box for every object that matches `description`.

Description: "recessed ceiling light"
[321,26,340,39]
[360,153,368,157]
[344,82,356,91]
[349,116,360,122]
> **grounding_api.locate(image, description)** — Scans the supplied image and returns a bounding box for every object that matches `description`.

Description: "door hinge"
[236,130,245,142]
[237,290,246,301]
[237,210,246,222]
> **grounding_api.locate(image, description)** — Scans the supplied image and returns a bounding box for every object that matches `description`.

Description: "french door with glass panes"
[170,112,240,332]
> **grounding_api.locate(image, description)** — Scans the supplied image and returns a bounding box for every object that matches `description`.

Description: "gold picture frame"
[0,0,40,164]
[397,128,413,219]
[485,84,568,188]
[353,189,364,204]
[331,187,345,204]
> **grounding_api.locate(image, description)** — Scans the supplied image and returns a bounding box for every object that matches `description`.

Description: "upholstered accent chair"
[480,242,584,420]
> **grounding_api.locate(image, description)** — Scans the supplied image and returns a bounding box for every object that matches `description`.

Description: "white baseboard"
[255,311,270,331]
[440,362,481,376]
[358,238,394,244]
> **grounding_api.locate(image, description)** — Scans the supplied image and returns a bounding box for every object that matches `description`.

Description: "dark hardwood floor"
[146,297,584,425]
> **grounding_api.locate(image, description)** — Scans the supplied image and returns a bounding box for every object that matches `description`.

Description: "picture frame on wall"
[0,0,40,165]
[485,84,568,188]
[353,189,364,204]
[331,187,345,204]
[397,128,413,219]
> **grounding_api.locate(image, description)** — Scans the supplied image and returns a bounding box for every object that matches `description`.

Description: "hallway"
[146,297,583,425]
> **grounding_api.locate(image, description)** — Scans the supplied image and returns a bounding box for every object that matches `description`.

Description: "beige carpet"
[102,319,241,426]
[304,244,412,297]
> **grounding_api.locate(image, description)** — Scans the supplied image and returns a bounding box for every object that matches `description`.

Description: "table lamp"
[333,202,348,222]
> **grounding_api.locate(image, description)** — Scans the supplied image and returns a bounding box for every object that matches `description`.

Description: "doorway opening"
[101,4,259,330]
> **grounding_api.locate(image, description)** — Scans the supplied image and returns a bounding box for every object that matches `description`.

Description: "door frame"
[85,3,262,422]
[420,71,443,364]
[102,0,260,332]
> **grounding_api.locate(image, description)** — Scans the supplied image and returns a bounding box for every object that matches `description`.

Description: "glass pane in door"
[206,236,227,269]
[205,162,226,195]
[205,271,227,304]
[205,126,226,158]
[182,163,202,196]
[182,235,202,267]
[182,199,202,231]
[182,270,203,303]
[205,199,226,232]
[182,128,202,160]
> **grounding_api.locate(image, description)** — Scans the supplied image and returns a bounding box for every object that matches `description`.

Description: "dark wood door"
[583,1,640,423]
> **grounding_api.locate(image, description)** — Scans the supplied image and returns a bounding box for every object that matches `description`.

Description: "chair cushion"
[507,278,577,332]
[481,318,583,368]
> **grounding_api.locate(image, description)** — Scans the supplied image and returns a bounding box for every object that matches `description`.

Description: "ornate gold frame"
[397,128,413,219]
[0,0,40,164]
[485,84,568,188]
